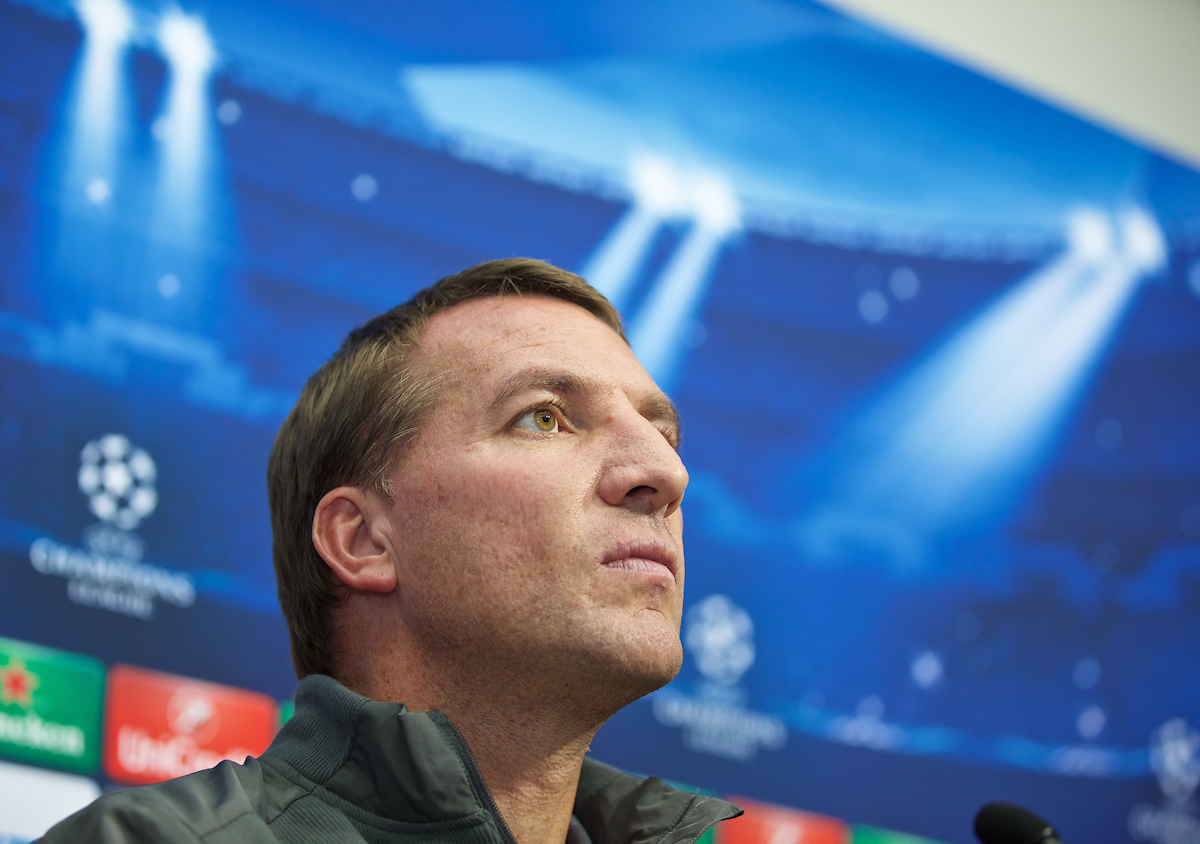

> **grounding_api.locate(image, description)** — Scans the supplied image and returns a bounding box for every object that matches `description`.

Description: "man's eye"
[515,407,560,433]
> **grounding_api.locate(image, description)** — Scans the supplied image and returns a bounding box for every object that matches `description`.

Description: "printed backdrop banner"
[0,1,1198,842]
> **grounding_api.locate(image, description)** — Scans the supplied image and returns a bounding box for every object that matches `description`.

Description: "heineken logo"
[27,434,195,621]
[0,709,87,759]
[0,658,37,709]
[0,638,103,774]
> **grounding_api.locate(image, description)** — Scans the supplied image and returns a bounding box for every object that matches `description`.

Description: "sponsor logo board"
[720,796,849,844]
[0,637,103,773]
[103,664,277,785]
[851,825,947,844]
[0,758,100,842]
[278,699,294,727]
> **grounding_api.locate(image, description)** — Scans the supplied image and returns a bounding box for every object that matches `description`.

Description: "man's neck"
[345,644,608,844]
[446,699,598,844]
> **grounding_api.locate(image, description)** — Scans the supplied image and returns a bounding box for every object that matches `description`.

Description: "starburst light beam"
[151,9,217,243]
[580,155,688,311]
[64,0,134,207]
[627,171,740,389]
[805,208,1166,558]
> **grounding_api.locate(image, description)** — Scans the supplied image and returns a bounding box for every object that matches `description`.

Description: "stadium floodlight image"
[0,1,1195,842]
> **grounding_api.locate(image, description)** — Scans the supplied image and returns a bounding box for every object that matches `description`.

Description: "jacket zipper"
[430,710,522,844]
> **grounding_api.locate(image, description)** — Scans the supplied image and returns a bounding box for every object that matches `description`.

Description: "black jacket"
[41,675,742,843]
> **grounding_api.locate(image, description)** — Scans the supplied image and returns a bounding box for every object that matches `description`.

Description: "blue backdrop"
[1,1,1198,841]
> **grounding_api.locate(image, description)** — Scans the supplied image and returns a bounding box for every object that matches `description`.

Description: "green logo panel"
[853,824,948,844]
[0,636,104,773]
[279,698,295,727]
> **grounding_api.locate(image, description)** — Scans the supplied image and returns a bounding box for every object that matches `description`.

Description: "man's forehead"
[418,296,678,428]
[419,297,633,382]
[423,294,616,349]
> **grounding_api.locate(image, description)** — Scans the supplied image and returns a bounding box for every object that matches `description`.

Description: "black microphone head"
[974,802,1061,844]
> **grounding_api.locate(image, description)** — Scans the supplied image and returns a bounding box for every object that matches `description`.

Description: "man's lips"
[601,538,680,581]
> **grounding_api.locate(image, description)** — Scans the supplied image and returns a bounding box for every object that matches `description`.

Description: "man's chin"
[639,651,683,696]
[594,637,683,711]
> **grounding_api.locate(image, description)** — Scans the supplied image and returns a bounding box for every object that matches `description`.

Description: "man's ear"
[312,486,398,594]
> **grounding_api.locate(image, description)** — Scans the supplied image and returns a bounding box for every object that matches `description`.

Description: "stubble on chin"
[568,619,684,719]
[438,608,684,726]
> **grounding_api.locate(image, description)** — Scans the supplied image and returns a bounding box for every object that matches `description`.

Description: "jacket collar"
[264,675,740,844]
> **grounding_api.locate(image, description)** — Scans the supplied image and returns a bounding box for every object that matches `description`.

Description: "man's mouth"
[601,538,679,581]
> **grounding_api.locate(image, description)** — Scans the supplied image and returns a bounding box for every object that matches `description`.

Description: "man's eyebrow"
[487,366,681,444]
[488,367,589,409]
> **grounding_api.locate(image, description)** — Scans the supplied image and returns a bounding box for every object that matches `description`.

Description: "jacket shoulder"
[39,757,298,844]
[575,759,742,844]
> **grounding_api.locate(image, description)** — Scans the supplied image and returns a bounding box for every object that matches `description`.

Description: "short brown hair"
[267,258,625,679]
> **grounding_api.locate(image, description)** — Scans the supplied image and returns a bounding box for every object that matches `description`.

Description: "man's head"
[268,259,687,711]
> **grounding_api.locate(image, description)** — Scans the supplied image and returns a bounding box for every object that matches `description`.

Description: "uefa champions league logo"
[27,434,194,620]
[77,434,158,531]
[653,594,786,761]
[685,594,756,686]
[1151,719,1200,805]
[1129,719,1200,844]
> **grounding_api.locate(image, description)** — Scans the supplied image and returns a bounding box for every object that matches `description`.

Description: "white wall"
[821,0,1200,168]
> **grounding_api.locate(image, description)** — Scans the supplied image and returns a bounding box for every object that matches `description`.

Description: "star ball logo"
[1129,718,1200,844]
[28,434,195,620]
[77,435,158,531]
[653,595,787,762]
[686,594,756,686]
[1152,719,1200,804]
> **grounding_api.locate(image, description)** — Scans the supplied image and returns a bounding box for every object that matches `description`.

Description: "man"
[42,259,740,843]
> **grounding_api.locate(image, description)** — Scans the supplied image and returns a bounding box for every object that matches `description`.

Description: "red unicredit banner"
[103,664,278,785]
[720,796,850,844]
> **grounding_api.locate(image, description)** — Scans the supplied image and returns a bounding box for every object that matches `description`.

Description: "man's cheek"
[668,508,685,541]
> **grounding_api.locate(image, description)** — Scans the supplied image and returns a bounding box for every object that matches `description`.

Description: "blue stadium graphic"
[0,1,1197,841]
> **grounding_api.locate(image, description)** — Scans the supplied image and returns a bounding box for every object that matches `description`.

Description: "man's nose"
[598,414,689,519]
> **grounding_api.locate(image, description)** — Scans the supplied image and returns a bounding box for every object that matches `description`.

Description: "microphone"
[974,802,1063,844]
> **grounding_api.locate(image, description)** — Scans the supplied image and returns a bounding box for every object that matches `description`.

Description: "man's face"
[381,295,688,709]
